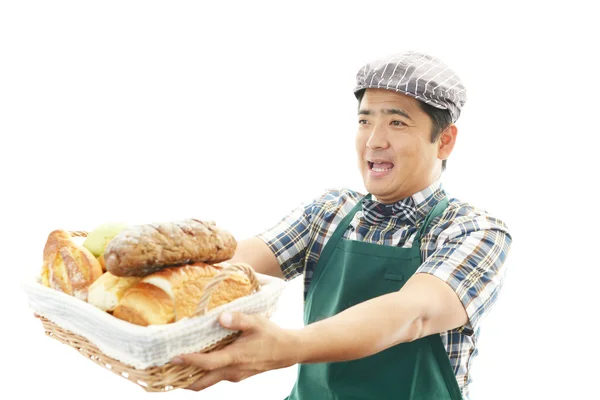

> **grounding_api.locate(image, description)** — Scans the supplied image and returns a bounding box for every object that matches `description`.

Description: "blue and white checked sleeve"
[417,208,512,334]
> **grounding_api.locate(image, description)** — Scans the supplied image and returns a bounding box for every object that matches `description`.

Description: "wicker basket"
[30,230,279,392]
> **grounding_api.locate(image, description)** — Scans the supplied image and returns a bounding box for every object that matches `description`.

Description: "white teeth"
[372,168,392,172]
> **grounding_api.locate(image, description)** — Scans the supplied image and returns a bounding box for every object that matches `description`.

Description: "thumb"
[219,312,256,331]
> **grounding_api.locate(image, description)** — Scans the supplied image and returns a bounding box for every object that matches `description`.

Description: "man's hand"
[172,312,300,391]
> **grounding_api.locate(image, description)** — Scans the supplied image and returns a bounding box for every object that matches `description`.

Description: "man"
[171,51,512,400]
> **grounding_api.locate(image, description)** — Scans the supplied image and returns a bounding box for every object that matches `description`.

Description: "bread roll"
[104,219,237,277]
[112,283,175,326]
[87,272,142,312]
[97,253,106,271]
[113,262,253,326]
[41,230,104,301]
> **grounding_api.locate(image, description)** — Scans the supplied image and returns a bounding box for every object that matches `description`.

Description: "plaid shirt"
[257,179,512,398]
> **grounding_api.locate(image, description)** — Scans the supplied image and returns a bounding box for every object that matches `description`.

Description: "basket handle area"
[194,263,260,317]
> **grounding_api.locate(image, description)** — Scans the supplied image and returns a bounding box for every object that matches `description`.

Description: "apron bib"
[286,196,463,400]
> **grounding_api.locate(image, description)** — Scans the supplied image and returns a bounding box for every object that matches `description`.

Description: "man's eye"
[391,120,406,127]
[358,119,368,125]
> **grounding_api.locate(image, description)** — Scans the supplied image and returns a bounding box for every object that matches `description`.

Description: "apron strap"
[413,197,449,246]
[415,197,463,399]
[428,335,465,399]
[314,196,365,269]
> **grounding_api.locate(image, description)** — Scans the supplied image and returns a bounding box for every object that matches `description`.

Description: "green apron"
[286,196,463,400]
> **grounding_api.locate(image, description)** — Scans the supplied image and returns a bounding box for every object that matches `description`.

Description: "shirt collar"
[361,177,446,226]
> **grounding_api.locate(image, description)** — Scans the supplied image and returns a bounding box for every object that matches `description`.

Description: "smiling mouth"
[368,161,394,172]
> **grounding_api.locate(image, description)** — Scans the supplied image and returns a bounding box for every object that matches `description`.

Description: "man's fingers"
[186,368,248,391]
[219,312,254,331]
[219,312,259,331]
[172,349,235,370]
[186,370,226,391]
[171,313,265,368]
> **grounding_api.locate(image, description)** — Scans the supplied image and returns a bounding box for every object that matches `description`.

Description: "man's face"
[355,89,443,203]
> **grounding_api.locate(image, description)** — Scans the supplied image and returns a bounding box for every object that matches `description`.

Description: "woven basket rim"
[39,315,239,392]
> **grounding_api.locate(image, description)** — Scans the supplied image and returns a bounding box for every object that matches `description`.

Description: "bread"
[87,272,143,312]
[112,262,253,326]
[104,219,237,277]
[112,283,175,326]
[97,253,106,271]
[41,230,104,301]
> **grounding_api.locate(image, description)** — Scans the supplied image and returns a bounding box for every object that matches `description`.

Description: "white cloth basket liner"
[22,272,286,370]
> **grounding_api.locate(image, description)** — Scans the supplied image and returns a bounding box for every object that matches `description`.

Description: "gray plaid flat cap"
[354,51,467,122]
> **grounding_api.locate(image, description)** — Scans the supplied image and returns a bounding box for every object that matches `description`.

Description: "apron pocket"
[384,272,404,281]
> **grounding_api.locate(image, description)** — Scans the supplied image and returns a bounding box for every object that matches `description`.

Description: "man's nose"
[366,125,389,150]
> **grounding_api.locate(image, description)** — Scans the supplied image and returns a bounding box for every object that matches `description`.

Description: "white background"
[1,1,598,399]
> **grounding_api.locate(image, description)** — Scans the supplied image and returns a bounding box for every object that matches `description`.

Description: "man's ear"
[438,125,458,161]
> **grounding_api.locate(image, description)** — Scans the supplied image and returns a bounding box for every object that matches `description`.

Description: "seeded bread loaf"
[104,219,237,277]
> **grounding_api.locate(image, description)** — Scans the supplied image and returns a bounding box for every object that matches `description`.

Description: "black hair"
[355,89,452,170]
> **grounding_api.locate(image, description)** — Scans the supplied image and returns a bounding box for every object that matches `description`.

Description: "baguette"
[112,262,253,326]
[104,219,237,277]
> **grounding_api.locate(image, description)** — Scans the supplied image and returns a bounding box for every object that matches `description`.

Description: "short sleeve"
[256,200,315,281]
[416,214,512,335]
[256,189,361,281]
